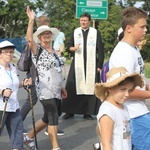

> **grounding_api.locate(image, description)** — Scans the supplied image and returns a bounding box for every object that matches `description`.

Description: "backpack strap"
[36,44,43,83]
[36,44,43,63]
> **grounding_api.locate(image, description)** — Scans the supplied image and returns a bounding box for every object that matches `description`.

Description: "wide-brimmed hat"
[0,40,16,49]
[33,25,59,42]
[95,67,144,100]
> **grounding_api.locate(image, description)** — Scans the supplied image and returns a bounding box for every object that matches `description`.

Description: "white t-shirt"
[109,41,149,118]
[32,46,64,100]
[0,63,20,112]
[97,101,131,150]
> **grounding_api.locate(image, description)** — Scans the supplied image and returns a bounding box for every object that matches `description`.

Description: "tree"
[97,0,123,57]
[43,0,78,52]
[138,0,150,61]
[43,0,123,56]
[0,0,149,62]
[97,0,150,60]
[0,0,44,38]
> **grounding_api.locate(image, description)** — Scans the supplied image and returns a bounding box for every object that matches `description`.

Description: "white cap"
[118,28,123,37]
[0,40,15,49]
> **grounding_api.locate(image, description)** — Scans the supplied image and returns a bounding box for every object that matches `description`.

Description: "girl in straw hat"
[94,67,144,150]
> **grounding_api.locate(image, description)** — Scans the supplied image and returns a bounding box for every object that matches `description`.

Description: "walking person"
[53,27,66,56]
[20,15,66,136]
[0,40,32,150]
[62,12,104,120]
[109,7,150,150]
[95,67,144,150]
[23,6,67,150]
[20,16,50,124]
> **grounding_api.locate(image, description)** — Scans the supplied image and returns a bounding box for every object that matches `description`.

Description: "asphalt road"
[1,63,150,150]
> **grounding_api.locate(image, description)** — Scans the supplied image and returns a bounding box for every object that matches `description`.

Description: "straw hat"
[95,67,144,100]
[0,40,16,49]
[33,25,59,42]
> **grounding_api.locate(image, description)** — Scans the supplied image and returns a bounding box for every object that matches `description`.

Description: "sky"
[134,1,145,8]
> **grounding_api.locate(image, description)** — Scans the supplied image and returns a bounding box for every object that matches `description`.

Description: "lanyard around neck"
[5,67,13,84]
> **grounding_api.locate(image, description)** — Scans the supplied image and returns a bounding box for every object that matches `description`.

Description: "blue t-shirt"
[53,32,65,50]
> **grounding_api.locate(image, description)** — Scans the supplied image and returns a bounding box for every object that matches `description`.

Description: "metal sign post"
[93,20,95,28]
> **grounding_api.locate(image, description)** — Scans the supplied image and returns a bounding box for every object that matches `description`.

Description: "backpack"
[17,44,43,83]
[17,44,32,72]
[100,60,109,83]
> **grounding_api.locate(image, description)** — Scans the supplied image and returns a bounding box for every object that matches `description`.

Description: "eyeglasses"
[1,51,14,55]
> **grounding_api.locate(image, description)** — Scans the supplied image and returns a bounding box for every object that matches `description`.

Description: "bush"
[145,62,150,78]
[63,51,69,57]
[140,34,150,62]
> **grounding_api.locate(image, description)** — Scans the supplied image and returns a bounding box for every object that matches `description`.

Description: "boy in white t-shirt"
[109,7,150,150]
[94,67,144,150]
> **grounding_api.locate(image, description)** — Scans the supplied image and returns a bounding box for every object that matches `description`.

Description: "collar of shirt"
[81,28,89,32]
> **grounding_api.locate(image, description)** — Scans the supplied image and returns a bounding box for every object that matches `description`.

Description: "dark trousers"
[20,85,38,121]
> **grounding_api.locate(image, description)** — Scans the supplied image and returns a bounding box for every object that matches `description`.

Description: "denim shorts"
[40,98,61,125]
[131,113,150,150]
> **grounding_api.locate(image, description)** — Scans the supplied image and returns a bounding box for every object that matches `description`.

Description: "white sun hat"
[33,25,59,42]
[0,40,16,49]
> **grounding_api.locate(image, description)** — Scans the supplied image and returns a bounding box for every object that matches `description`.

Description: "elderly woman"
[23,6,67,150]
[0,40,32,150]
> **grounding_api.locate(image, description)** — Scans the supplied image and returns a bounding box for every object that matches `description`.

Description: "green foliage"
[140,34,150,62]
[0,0,44,38]
[63,51,69,58]
[98,0,123,56]
[0,0,150,63]
[145,62,150,78]
[44,0,78,52]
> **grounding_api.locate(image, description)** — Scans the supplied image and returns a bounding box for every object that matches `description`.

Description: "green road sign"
[76,0,108,19]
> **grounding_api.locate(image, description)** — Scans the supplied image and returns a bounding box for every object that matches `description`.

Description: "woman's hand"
[61,87,67,99]
[26,6,35,21]
[2,88,12,98]
[97,68,101,73]
[23,78,32,87]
